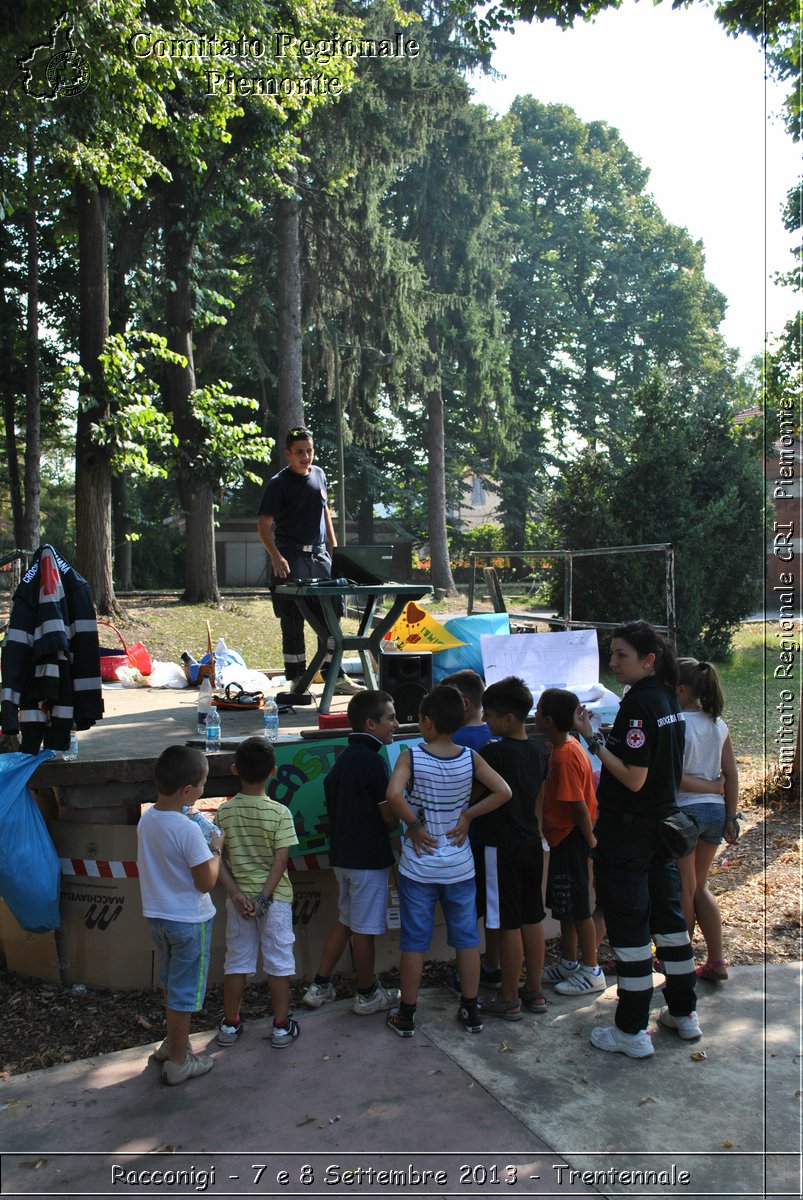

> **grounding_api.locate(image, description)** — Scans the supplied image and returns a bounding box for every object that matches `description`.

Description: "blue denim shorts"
[679,802,726,846]
[398,874,479,952]
[148,917,213,1012]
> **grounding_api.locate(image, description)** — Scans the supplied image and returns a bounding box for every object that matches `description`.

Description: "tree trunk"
[180,479,218,604]
[111,474,132,589]
[426,322,457,596]
[163,164,220,604]
[75,179,117,615]
[0,278,24,544]
[358,497,375,544]
[275,172,304,455]
[22,125,41,553]
[109,200,152,593]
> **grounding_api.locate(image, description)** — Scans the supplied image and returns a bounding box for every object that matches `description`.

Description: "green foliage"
[93,332,181,477]
[451,521,507,557]
[130,522,186,590]
[498,96,742,546]
[187,381,274,487]
[545,374,763,659]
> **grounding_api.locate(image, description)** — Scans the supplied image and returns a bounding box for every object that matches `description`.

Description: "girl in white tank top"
[676,658,740,983]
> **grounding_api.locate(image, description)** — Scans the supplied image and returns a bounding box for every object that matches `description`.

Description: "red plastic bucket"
[97,621,134,682]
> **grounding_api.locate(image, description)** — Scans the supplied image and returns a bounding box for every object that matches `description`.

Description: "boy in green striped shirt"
[214,737,300,1048]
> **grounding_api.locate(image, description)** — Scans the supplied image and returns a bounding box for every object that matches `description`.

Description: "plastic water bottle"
[263,696,279,742]
[205,706,221,753]
[197,676,212,734]
[182,805,218,846]
[61,731,79,761]
[214,637,228,687]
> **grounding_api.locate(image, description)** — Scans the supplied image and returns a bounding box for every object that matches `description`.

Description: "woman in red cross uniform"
[574,620,698,1058]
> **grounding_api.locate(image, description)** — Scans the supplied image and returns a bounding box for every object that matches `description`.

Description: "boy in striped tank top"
[385,685,511,1037]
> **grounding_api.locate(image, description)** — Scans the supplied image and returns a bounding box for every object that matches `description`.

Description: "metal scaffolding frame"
[467,543,676,643]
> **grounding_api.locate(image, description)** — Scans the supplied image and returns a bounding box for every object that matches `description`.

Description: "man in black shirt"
[258,427,359,693]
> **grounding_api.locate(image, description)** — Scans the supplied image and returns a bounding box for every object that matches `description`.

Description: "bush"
[545,378,762,660]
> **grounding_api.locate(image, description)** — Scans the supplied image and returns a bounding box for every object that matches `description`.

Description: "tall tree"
[275,171,305,444]
[499,97,735,545]
[399,96,518,592]
[141,0,357,600]
[546,373,763,658]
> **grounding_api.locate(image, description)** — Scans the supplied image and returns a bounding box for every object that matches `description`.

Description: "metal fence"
[467,543,676,642]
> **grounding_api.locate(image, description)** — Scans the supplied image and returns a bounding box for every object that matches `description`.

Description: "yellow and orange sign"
[385,601,465,652]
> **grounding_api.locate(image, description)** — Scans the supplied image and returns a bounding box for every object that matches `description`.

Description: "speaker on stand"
[379,651,433,725]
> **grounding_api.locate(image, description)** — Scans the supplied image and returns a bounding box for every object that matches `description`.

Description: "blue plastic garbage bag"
[432,613,511,682]
[0,750,61,931]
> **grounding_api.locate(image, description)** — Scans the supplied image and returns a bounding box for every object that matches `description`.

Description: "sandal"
[696,959,729,982]
[519,991,548,1015]
[483,997,523,1022]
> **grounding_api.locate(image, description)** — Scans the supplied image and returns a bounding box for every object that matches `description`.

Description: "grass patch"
[113,595,360,678]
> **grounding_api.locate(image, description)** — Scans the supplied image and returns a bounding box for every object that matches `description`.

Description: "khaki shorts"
[223,897,295,977]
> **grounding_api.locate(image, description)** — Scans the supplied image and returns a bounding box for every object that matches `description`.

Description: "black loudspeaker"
[379,652,433,724]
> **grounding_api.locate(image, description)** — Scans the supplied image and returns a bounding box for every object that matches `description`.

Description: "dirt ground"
[0,786,798,1079]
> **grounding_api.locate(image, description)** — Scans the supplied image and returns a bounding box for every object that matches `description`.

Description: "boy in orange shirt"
[536,688,605,995]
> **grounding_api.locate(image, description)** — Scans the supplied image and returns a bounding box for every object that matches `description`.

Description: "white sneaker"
[302,980,336,1008]
[659,1007,702,1040]
[161,1051,215,1085]
[590,1025,655,1058]
[152,1039,169,1063]
[352,985,401,1015]
[333,676,365,696]
[543,961,579,985]
[554,966,607,995]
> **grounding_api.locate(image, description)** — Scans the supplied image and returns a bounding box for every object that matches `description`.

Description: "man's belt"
[280,543,326,554]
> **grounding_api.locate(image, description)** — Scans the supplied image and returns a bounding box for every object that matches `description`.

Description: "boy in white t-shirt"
[137,746,225,1086]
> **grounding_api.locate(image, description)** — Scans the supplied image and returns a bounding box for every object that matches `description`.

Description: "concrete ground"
[0,965,799,1199]
[4,685,800,1197]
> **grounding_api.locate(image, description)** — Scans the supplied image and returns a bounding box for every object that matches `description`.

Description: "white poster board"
[481,628,597,690]
[480,629,621,713]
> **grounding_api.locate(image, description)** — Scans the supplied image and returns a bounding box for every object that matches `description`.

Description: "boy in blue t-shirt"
[443,669,492,751]
[384,685,511,1038]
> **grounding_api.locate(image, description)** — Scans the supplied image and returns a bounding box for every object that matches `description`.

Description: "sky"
[469,1,800,366]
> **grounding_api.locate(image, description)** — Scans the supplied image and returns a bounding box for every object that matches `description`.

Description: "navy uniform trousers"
[271,546,340,681]
[594,815,697,1033]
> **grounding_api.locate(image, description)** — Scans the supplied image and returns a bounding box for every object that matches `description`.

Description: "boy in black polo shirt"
[302,691,402,1014]
[472,676,548,1018]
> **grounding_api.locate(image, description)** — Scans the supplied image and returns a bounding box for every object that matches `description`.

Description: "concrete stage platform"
[72,677,352,762]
